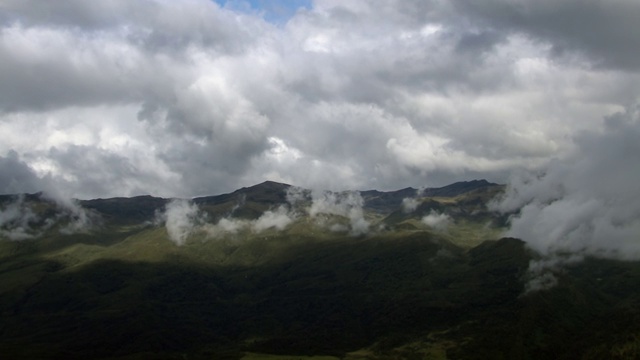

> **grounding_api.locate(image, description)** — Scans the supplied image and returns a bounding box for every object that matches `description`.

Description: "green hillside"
[1,181,639,359]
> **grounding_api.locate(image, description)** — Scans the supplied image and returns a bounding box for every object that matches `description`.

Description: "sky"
[215,0,312,23]
[1,0,639,200]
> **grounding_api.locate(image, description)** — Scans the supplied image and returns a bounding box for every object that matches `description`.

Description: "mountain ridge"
[2,178,638,359]
[3,179,501,203]
[0,179,499,228]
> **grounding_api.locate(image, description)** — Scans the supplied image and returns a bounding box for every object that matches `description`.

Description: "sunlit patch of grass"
[444,220,504,248]
[34,226,168,268]
[343,331,458,360]
[389,218,503,249]
[44,243,107,268]
[427,196,459,204]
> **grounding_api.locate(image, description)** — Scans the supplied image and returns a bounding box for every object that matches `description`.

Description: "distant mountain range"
[74,179,501,223]
[1,180,639,359]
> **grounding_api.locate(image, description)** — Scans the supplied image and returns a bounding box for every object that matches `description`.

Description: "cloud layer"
[490,108,640,290]
[495,110,640,259]
[2,0,638,199]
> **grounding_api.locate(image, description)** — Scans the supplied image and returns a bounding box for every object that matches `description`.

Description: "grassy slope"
[2,224,640,359]
[2,184,640,359]
[378,185,506,249]
[0,224,480,359]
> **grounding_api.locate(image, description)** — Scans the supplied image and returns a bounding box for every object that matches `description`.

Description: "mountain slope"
[1,180,639,359]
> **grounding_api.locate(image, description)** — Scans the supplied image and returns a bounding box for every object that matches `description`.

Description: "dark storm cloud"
[44,145,164,199]
[451,0,640,70]
[0,151,43,194]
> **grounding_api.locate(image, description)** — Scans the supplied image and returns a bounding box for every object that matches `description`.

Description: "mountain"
[75,179,502,223]
[82,195,168,225]
[1,180,639,359]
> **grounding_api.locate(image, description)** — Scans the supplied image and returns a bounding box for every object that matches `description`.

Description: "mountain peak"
[247,180,292,190]
[423,179,499,197]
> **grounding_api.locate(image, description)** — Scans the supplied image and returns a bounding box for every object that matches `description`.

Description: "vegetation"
[1,181,639,359]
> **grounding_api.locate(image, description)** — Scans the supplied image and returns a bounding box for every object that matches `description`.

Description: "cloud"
[451,0,640,71]
[492,108,640,290]
[401,188,425,213]
[421,211,452,232]
[0,195,41,240]
[252,205,295,232]
[285,185,311,205]
[402,197,420,213]
[195,202,309,242]
[203,208,297,238]
[523,254,584,294]
[309,190,370,235]
[159,199,203,245]
[0,193,95,240]
[54,198,95,235]
[0,151,46,195]
[495,110,640,259]
[214,217,247,234]
[1,0,639,199]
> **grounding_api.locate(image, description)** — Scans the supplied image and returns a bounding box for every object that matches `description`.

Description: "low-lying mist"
[0,193,95,240]
[157,199,203,246]
[157,199,299,245]
[492,111,640,291]
[156,186,375,245]
[0,195,40,240]
[309,190,370,236]
[422,211,452,232]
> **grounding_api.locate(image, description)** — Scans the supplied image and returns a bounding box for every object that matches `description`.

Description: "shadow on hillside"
[1,236,640,359]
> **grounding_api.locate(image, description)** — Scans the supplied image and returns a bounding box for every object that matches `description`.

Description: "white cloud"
[202,209,296,238]
[0,0,638,199]
[522,254,584,294]
[159,199,203,246]
[401,197,420,213]
[495,110,640,260]
[0,193,95,240]
[0,195,41,240]
[252,205,295,232]
[492,109,640,290]
[422,211,452,232]
[309,190,370,235]
[215,217,247,234]
[285,185,311,205]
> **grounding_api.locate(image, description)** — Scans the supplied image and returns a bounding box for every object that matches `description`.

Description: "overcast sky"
[1,0,639,199]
